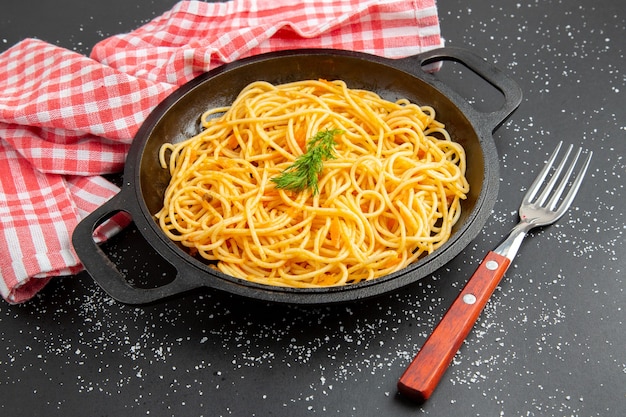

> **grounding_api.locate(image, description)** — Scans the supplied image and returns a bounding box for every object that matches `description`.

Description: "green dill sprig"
[271,129,343,195]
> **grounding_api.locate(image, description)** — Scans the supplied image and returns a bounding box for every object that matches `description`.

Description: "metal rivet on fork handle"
[485,260,499,270]
[462,294,477,304]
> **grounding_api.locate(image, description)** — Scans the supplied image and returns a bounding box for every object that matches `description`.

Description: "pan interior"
[138,53,484,273]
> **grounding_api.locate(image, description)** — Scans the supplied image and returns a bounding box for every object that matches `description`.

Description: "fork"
[397,141,592,402]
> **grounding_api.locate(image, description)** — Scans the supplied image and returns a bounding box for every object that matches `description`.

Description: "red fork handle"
[397,251,511,402]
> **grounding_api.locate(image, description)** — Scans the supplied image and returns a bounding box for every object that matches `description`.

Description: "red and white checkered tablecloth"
[0,0,443,303]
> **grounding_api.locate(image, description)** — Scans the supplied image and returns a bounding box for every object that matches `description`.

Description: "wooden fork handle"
[397,251,511,402]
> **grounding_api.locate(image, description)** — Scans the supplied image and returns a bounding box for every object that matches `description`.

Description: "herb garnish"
[271,129,343,195]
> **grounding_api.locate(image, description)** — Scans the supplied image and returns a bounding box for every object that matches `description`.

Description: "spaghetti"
[155,80,469,287]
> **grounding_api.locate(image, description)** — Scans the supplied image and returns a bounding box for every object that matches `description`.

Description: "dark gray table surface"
[1,1,624,416]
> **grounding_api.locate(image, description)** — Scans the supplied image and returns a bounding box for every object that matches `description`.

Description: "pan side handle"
[71,192,202,304]
[416,47,523,132]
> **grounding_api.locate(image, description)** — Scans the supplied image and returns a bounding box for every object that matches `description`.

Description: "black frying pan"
[72,47,522,305]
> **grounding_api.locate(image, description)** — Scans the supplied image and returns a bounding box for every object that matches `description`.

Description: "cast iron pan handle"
[72,191,201,304]
[417,46,523,132]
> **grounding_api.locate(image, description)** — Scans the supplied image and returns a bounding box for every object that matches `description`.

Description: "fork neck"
[493,221,535,262]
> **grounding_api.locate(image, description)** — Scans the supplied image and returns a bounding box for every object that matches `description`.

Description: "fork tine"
[546,147,582,210]
[523,141,563,204]
[535,143,574,206]
[552,149,592,217]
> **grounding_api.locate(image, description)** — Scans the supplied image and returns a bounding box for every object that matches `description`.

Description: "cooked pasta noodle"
[155,79,469,287]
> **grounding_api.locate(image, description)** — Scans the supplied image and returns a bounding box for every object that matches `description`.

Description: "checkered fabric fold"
[0,0,443,303]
